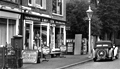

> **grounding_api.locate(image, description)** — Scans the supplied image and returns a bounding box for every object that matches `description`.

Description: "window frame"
[28,0,46,10]
[52,0,63,16]
[35,0,42,8]
[28,0,33,6]
[3,0,19,3]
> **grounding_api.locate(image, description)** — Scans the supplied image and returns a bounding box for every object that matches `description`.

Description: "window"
[28,0,46,9]
[28,0,33,6]
[35,0,42,8]
[5,0,18,3]
[0,18,16,45]
[52,0,63,15]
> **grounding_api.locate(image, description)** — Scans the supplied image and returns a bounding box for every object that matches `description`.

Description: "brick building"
[0,0,66,55]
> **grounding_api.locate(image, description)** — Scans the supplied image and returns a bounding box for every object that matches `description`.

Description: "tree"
[66,0,102,38]
[96,0,120,40]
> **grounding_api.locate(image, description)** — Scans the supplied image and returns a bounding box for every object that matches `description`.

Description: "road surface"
[66,54,120,69]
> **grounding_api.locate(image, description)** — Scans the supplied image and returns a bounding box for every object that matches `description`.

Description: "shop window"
[35,0,42,8]
[0,18,16,46]
[42,26,47,46]
[5,0,18,3]
[28,0,46,9]
[52,0,63,15]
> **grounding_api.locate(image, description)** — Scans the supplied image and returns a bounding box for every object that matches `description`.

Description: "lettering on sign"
[25,16,41,21]
[55,21,65,25]
[50,20,55,23]
[22,50,38,63]
[42,18,49,23]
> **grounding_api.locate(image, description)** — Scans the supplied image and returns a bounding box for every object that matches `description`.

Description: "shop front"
[50,20,66,56]
[22,14,66,57]
[0,10,24,68]
[0,11,20,46]
[23,15,41,50]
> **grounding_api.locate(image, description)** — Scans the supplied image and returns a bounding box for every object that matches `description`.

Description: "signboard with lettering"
[22,50,38,63]
[55,21,65,25]
[24,16,41,21]
[66,39,75,55]
[67,43,73,52]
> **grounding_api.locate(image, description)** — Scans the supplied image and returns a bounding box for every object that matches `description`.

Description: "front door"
[24,20,33,49]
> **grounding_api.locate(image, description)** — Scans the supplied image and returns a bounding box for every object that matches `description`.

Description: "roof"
[96,40,112,44]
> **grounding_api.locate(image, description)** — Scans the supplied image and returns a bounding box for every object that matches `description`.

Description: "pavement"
[19,54,93,69]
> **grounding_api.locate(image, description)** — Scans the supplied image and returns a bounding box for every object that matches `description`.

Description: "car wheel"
[93,58,97,62]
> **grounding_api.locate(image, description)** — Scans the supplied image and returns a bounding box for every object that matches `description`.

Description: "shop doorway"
[24,20,33,49]
[55,27,60,48]
[33,23,47,50]
[55,27,64,48]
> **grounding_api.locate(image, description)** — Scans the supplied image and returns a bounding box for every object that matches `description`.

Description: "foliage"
[66,0,88,38]
[66,0,102,38]
[97,0,120,33]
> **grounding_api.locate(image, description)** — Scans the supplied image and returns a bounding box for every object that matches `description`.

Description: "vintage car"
[93,40,119,61]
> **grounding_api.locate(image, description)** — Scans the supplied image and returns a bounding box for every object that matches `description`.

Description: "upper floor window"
[5,0,18,3]
[52,0,63,15]
[28,0,46,9]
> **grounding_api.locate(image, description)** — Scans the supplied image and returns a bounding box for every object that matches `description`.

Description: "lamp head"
[86,6,93,20]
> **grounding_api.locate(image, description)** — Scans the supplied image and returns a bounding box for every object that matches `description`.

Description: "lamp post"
[86,5,93,58]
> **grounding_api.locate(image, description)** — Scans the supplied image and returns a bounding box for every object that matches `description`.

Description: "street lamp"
[86,5,93,58]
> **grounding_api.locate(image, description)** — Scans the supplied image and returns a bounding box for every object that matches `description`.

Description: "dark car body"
[93,40,119,61]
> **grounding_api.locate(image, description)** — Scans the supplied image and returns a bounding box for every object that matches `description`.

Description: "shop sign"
[66,39,75,52]
[56,21,65,25]
[42,18,49,23]
[42,46,50,55]
[22,50,38,63]
[60,45,66,52]
[50,20,55,24]
[25,16,41,21]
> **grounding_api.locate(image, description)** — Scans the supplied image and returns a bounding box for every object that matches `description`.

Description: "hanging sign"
[22,50,38,63]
